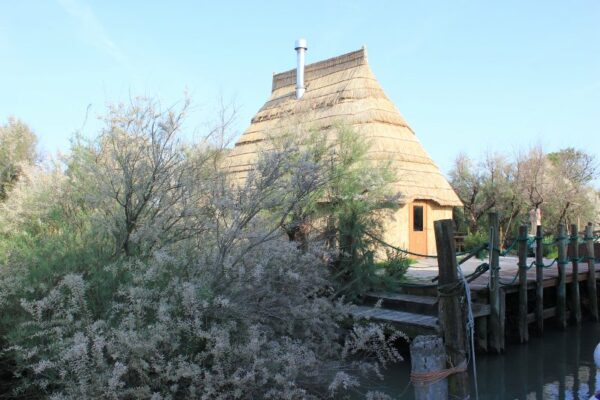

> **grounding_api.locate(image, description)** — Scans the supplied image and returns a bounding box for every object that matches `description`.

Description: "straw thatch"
[226,47,462,207]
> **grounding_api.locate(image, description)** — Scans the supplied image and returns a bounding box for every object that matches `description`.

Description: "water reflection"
[381,321,600,399]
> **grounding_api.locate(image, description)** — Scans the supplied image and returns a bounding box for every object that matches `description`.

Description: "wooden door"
[409,201,428,256]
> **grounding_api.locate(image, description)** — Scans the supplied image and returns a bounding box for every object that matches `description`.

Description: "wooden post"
[569,223,581,325]
[488,212,504,352]
[435,219,469,399]
[535,225,544,335]
[557,224,568,329]
[475,317,488,352]
[410,335,448,400]
[586,223,598,321]
[518,224,529,343]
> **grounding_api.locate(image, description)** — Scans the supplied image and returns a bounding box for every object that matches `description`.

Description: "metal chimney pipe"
[295,38,307,99]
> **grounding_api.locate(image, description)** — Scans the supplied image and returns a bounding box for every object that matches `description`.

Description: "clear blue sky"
[1,1,599,181]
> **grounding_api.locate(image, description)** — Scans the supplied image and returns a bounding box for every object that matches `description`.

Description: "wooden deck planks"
[467,261,600,295]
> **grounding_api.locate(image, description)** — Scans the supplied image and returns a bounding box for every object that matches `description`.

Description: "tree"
[67,98,218,258]
[545,147,598,227]
[449,153,496,234]
[450,145,599,240]
[0,117,37,200]
[0,98,404,399]
[270,124,405,297]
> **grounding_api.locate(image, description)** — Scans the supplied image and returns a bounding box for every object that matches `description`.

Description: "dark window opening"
[413,206,424,232]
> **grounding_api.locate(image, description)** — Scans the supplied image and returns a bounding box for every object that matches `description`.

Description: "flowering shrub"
[6,242,401,399]
[0,98,404,399]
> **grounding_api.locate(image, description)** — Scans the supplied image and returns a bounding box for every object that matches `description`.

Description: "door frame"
[408,200,428,256]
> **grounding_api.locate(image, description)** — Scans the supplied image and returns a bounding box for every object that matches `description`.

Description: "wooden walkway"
[352,259,600,348]
[468,258,600,293]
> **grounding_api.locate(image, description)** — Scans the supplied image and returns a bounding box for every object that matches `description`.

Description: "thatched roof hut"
[226,46,462,255]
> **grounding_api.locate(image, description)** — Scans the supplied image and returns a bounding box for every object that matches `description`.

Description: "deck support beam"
[435,219,469,399]
[586,223,598,321]
[517,225,529,343]
[488,212,504,352]
[535,225,544,335]
[569,223,581,325]
[556,224,568,329]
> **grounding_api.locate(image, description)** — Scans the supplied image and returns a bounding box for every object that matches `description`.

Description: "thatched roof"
[226,47,462,207]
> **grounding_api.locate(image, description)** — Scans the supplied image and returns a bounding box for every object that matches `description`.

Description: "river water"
[378,321,600,399]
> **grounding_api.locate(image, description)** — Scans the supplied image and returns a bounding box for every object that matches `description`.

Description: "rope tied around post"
[410,359,468,387]
[500,260,536,286]
[536,258,558,269]
[437,280,465,298]
[492,235,532,256]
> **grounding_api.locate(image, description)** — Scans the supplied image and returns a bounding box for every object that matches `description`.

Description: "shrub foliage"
[0,100,404,399]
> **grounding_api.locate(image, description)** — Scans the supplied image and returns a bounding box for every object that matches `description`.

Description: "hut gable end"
[226,47,462,207]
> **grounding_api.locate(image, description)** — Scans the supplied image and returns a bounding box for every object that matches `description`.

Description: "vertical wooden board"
[518,225,529,343]
[535,225,544,335]
[586,224,598,321]
[409,200,428,257]
[570,224,581,325]
[427,204,452,256]
[378,205,407,259]
[475,317,488,353]
[499,288,506,351]
[488,212,503,352]
[557,224,567,329]
[435,219,470,399]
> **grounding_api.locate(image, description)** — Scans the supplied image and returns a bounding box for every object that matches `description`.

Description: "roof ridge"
[271,47,367,92]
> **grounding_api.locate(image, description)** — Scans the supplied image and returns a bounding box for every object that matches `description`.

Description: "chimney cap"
[295,38,307,50]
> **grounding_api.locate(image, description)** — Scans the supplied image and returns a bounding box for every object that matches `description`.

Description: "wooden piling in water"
[409,335,448,400]
[557,224,568,329]
[517,225,529,343]
[535,225,544,335]
[569,223,581,325]
[585,223,598,321]
[475,317,488,352]
[488,212,504,352]
[434,219,469,399]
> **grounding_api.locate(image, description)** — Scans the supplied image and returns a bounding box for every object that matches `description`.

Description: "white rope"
[457,264,479,400]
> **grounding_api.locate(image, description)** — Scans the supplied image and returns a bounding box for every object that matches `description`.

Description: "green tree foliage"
[450,145,599,241]
[322,127,405,297]
[0,100,404,399]
[272,125,408,298]
[0,117,38,200]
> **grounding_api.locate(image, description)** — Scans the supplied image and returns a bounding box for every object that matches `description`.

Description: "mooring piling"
[586,223,598,321]
[409,335,448,400]
[434,219,470,399]
[488,212,504,352]
[570,223,581,325]
[557,224,568,329]
[517,224,529,343]
[535,225,544,335]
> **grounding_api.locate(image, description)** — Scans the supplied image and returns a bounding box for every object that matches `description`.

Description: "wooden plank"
[488,212,503,352]
[472,302,491,318]
[570,223,581,325]
[351,306,439,329]
[364,292,438,315]
[586,224,598,321]
[518,225,529,343]
[475,316,488,352]
[557,224,567,329]
[535,225,544,335]
[527,307,558,323]
[434,219,469,398]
